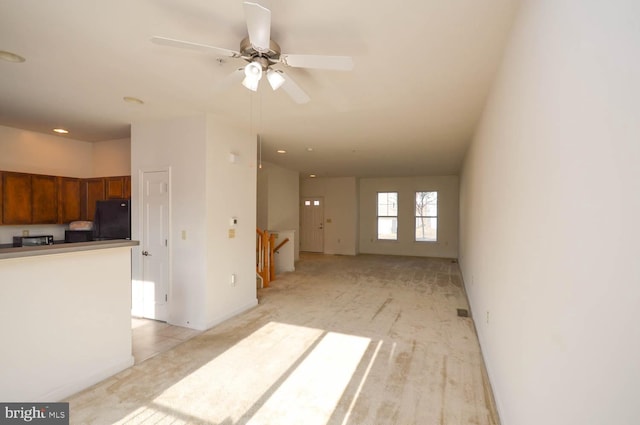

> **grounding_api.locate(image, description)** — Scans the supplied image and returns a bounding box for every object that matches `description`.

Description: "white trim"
[40,356,134,402]
[201,299,259,331]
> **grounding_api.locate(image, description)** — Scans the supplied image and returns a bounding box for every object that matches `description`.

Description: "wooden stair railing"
[256,228,290,288]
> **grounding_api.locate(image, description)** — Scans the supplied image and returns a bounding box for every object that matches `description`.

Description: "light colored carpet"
[67,253,499,425]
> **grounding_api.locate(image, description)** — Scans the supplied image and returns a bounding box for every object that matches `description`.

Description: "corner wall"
[459,1,640,424]
[132,115,257,331]
[204,115,258,328]
[131,116,208,328]
[257,161,300,260]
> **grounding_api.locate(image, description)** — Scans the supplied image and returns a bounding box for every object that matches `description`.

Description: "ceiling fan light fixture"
[266,69,285,91]
[242,61,263,91]
[242,75,259,91]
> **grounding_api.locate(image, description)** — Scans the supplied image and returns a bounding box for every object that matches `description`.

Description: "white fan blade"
[243,1,271,52]
[215,68,246,91]
[281,54,354,71]
[151,36,240,58]
[280,71,310,104]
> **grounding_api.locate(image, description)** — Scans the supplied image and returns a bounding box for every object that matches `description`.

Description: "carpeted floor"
[66,253,499,425]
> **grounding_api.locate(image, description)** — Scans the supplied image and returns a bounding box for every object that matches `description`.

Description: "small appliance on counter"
[93,199,131,240]
[65,230,94,243]
[65,221,94,243]
[13,235,54,247]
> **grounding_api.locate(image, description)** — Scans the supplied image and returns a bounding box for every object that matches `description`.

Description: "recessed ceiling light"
[53,128,69,134]
[306,147,313,152]
[277,149,287,154]
[309,174,317,178]
[0,50,26,63]
[123,96,144,105]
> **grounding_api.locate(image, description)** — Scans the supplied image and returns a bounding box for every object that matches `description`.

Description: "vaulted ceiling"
[0,0,519,177]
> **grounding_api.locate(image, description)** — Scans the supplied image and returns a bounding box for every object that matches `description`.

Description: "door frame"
[134,166,172,321]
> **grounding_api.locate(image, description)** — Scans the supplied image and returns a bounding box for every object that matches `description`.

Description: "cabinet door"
[58,177,82,223]
[124,176,131,199]
[0,172,3,225]
[82,178,106,221]
[32,174,58,224]
[105,177,125,199]
[2,172,32,224]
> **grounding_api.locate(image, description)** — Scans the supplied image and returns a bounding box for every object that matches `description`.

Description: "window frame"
[376,191,398,241]
[414,191,438,242]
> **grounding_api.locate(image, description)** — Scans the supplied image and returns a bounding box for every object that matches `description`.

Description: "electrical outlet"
[486,311,490,324]
[181,230,187,240]
[231,274,236,286]
[22,230,29,236]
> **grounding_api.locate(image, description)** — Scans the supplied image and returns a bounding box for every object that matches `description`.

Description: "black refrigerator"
[93,199,131,240]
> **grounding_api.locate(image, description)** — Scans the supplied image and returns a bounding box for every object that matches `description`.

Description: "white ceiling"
[0,0,519,177]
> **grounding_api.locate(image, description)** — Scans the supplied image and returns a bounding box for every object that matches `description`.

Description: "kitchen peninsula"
[0,239,138,401]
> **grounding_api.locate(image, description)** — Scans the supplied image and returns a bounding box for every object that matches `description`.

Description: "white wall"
[131,115,208,328]
[359,176,458,258]
[0,247,134,401]
[0,125,94,177]
[93,137,131,176]
[131,114,257,331]
[257,161,300,259]
[257,164,269,231]
[204,115,258,328]
[459,1,640,424]
[300,177,358,256]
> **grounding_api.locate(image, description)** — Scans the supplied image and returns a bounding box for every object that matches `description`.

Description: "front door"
[141,170,170,321]
[300,197,324,252]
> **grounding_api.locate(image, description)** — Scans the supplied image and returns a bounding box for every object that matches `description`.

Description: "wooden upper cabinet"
[124,176,131,199]
[105,176,126,199]
[0,172,131,225]
[0,172,3,225]
[2,172,32,224]
[58,177,82,223]
[31,174,58,224]
[82,178,106,221]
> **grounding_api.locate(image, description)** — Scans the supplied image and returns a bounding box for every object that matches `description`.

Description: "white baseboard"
[202,298,259,331]
[41,355,135,402]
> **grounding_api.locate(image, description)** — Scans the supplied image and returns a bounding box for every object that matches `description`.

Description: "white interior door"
[141,170,170,321]
[300,197,324,252]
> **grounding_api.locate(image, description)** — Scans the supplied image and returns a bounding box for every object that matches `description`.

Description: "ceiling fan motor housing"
[240,36,281,68]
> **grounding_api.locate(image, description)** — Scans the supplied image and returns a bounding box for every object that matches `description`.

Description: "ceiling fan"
[151,1,354,104]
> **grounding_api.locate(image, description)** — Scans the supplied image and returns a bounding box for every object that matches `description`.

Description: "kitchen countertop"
[0,239,139,260]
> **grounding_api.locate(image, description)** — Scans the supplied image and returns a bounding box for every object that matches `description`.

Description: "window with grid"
[377,192,398,240]
[415,191,437,242]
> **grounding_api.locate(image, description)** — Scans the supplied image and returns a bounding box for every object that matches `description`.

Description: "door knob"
[142,250,151,256]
